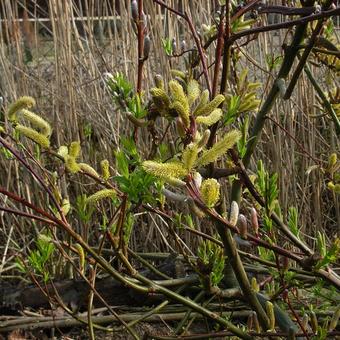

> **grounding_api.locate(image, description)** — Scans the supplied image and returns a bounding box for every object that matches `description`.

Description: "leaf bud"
[251,207,259,235]
[238,214,248,239]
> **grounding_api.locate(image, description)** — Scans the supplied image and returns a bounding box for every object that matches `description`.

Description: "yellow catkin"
[182,143,199,171]
[251,277,259,293]
[193,89,209,115]
[170,69,187,80]
[200,178,220,208]
[15,124,50,148]
[69,141,81,159]
[74,243,85,275]
[20,109,52,137]
[196,130,241,167]
[100,159,110,180]
[61,198,71,216]
[196,108,222,126]
[79,163,99,177]
[187,79,200,105]
[169,80,189,113]
[194,94,225,117]
[58,145,69,158]
[170,101,190,127]
[64,155,81,173]
[150,87,170,107]
[142,160,188,180]
[328,153,337,168]
[154,74,164,89]
[8,96,36,122]
[197,130,211,149]
[86,189,116,206]
[164,177,186,187]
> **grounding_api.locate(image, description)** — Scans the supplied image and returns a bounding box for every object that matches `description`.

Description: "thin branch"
[230,7,340,43]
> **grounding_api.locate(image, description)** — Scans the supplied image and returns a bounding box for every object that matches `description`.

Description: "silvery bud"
[142,12,147,29]
[131,0,138,21]
[180,40,186,52]
[154,74,164,89]
[143,35,151,59]
[238,214,248,239]
[229,201,239,226]
[171,38,177,54]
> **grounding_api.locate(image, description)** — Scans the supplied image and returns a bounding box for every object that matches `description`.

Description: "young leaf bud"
[266,301,275,330]
[329,307,340,331]
[310,311,318,333]
[301,314,309,330]
[251,277,259,293]
[251,311,261,333]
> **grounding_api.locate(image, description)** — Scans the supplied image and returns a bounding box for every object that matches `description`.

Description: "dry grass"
[0,0,339,259]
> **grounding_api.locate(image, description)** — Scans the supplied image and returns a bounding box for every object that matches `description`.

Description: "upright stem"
[304,64,340,135]
[211,7,225,97]
[136,0,144,94]
[215,220,271,330]
[207,2,231,149]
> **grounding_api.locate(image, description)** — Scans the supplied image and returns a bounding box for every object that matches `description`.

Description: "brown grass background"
[0,0,338,265]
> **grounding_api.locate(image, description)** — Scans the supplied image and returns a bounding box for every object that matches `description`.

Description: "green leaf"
[115,150,130,178]
[288,206,299,237]
[161,37,173,56]
[315,238,340,269]
[237,116,249,158]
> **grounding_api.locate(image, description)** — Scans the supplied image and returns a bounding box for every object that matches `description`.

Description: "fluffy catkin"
[15,124,50,148]
[195,130,241,167]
